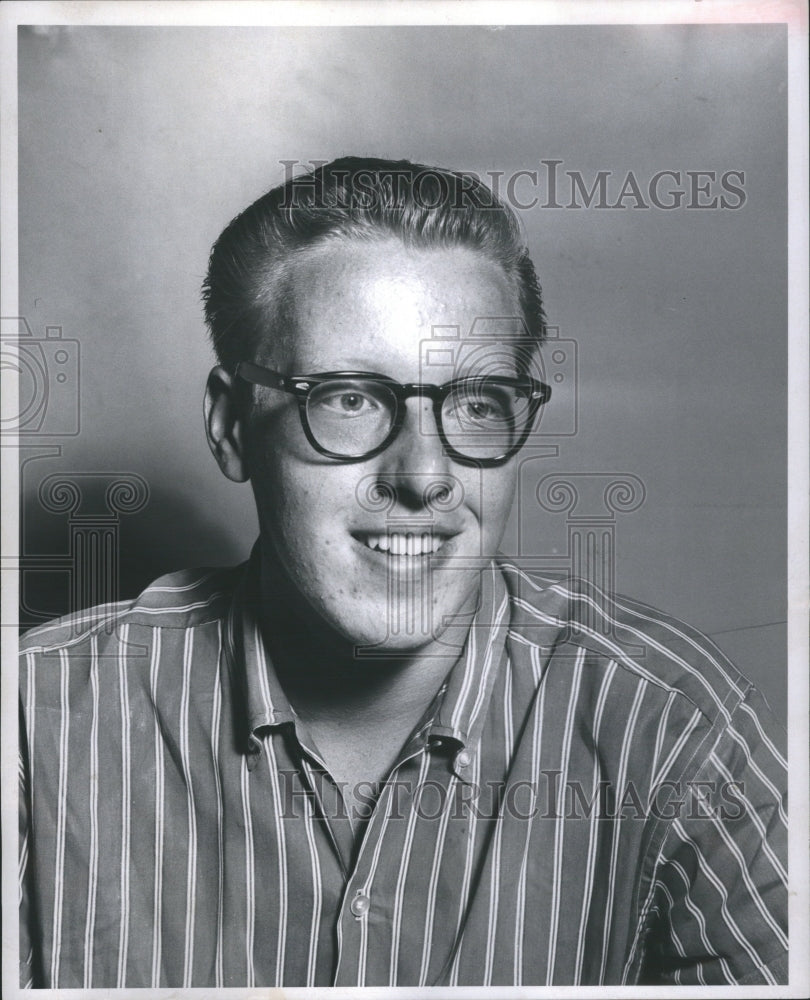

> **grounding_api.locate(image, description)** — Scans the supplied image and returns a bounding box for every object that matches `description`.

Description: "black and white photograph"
[1,0,807,995]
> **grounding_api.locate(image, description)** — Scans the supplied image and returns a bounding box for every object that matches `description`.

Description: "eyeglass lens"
[306,379,397,458]
[305,378,533,459]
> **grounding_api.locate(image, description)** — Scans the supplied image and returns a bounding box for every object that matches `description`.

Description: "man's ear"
[204,366,250,483]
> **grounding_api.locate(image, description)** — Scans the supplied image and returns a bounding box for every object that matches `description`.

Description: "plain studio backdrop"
[16,24,787,722]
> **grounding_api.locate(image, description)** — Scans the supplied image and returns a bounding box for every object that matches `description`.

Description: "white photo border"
[1,2,807,999]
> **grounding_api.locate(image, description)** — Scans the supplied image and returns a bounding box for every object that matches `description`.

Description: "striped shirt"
[19,551,788,987]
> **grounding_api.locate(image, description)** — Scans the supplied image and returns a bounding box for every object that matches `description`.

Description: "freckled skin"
[244,237,523,653]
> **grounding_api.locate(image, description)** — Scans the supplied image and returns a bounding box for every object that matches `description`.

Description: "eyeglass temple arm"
[235,362,294,392]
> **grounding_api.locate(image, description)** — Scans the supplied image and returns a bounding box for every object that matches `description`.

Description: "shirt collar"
[226,544,510,767]
[225,544,295,761]
[428,559,510,754]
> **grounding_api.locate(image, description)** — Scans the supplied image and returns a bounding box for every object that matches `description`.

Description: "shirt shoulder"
[498,559,757,729]
[19,564,242,658]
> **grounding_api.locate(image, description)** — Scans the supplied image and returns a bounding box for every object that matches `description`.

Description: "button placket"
[332,778,396,983]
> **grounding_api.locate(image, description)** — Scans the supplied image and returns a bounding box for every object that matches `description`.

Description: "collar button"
[350,892,371,918]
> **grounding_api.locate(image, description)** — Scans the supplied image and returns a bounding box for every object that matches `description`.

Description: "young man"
[19,158,788,987]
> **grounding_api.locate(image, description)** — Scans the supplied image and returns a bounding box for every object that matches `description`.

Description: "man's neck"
[255,548,472,729]
[254,546,479,817]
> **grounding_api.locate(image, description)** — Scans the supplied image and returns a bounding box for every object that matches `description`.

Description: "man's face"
[245,237,526,651]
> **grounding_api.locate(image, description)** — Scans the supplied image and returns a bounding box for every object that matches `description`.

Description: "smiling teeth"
[362,532,445,555]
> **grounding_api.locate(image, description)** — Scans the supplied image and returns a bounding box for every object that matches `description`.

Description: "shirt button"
[350,893,370,918]
[456,750,471,768]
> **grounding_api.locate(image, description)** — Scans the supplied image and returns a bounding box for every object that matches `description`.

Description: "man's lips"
[350,529,459,557]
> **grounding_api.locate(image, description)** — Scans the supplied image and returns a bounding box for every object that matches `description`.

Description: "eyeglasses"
[236,360,551,467]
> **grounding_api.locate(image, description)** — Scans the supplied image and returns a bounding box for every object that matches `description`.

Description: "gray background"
[17,25,787,721]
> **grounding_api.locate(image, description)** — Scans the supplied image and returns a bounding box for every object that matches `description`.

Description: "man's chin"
[331,601,472,661]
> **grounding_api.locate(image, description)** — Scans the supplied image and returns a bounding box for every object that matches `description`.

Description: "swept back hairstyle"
[202,156,546,372]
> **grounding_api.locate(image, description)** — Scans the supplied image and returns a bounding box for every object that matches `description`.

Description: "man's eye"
[454,395,510,422]
[317,390,379,416]
[465,399,498,419]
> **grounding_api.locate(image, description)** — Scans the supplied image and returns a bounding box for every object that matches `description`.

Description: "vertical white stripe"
[82,637,100,986]
[21,655,36,978]
[448,752,481,986]
[253,620,276,715]
[210,624,225,988]
[465,593,509,736]
[651,708,702,792]
[22,644,37,980]
[354,780,398,987]
[240,755,255,987]
[651,690,676,783]
[263,737,288,986]
[502,653,514,762]
[484,784,504,985]
[25,652,36,788]
[180,629,197,986]
[417,766,458,986]
[450,625,477,733]
[573,659,618,983]
[546,649,585,984]
[389,751,431,984]
[150,629,164,988]
[529,644,542,685]
[334,875,345,982]
[513,662,546,985]
[18,754,29,898]
[251,619,289,982]
[116,624,132,987]
[482,644,514,986]
[299,760,323,987]
[483,775,506,977]
[502,658,515,983]
[597,675,646,984]
[50,650,70,987]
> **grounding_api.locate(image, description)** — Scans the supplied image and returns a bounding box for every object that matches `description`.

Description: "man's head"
[203,157,548,652]
[203,157,545,372]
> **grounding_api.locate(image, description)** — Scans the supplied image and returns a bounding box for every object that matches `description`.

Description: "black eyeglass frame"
[235,360,551,468]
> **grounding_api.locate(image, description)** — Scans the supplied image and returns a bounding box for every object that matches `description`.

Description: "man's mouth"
[352,531,452,556]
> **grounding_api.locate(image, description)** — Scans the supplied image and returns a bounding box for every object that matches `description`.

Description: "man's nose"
[374,397,459,512]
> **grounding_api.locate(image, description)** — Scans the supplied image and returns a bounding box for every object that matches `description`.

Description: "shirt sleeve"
[640,685,788,985]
